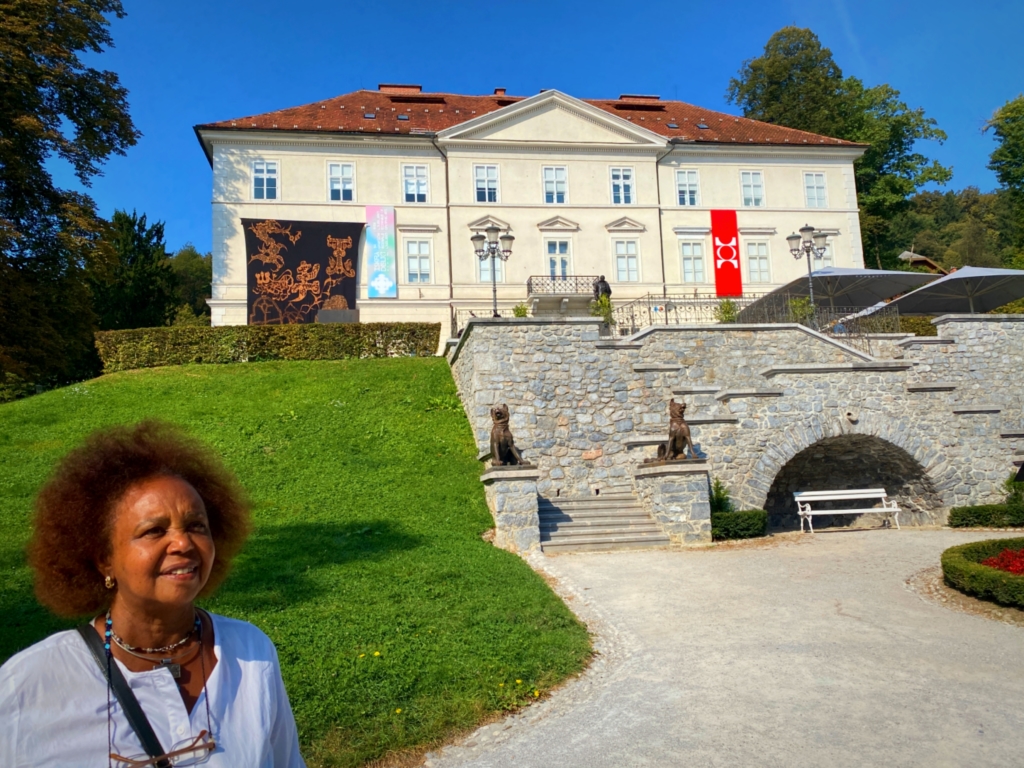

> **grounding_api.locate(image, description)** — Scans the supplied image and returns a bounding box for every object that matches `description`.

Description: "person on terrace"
[0,420,305,767]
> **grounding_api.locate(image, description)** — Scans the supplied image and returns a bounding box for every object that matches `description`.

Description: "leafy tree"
[90,210,177,330]
[986,95,1024,255]
[0,0,138,390]
[170,243,213,316]
[727,27,952,269]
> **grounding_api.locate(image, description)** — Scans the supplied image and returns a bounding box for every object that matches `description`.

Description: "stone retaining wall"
[449,315,1024,528]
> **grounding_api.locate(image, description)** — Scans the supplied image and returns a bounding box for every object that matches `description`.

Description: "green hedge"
[948,503,1024,528]
[711,509,768,541]
[900,316,937,337]
[941,537,1024,608]
[95,323,441,372]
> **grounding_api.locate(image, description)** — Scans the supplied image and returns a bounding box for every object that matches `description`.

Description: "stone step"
[539,497,642,511]
[541,524,664,538]
[540,517,656,530]
[540,533,671,553]
[539,508,649,521]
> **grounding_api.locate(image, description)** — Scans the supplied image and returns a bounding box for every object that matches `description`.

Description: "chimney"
[378,84,422,94]
[494,87,506,96]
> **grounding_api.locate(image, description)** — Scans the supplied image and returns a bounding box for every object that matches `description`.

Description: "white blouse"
[0,612,305,767]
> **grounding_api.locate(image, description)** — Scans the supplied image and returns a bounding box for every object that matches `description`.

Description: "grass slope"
[0,359,590,766]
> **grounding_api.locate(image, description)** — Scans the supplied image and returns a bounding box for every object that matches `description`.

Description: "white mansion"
[195,85,866,331]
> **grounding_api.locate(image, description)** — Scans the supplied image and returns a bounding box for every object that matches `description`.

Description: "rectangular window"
[546,240,571,278]
[676,170,700,207]
[680,241,705,283]
[611,167,634,205]
[253,161,278,200]
[328,163,354,202]
[479,255,503,283]
[813,242,834,269]
[474,165,499,203]
[741,171,765,207]
[804,172,827,208]
[403,165,428,203]
[615,240,639,282]
[543,166,567,204]
[406,240,431,283]
[747,241,770,283]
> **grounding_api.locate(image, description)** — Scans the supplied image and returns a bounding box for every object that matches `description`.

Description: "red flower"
[981,548,1024,575]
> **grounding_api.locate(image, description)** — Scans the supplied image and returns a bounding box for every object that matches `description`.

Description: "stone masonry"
[449,315,1024,542]
[633,461,712,543]
[480,466,542,554]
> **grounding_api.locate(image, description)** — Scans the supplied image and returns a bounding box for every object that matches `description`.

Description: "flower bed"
[941,537,1024,609]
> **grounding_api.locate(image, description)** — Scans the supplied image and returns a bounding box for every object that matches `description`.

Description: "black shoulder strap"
[76,624,170,767]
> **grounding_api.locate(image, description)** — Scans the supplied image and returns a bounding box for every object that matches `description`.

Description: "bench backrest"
[793,489,889,502]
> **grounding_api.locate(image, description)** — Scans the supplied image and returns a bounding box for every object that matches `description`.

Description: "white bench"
[793,488,900,533]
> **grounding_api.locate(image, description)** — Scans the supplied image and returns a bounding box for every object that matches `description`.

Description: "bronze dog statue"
[656,398,696,461]
[490,404,525,466]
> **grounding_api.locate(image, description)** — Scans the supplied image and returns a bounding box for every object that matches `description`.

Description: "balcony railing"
[526,275,602,295]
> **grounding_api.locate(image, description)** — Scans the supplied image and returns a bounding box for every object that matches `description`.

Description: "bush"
[900,316,937,337]
[941,537,1024,608]
[711,509,768,541]
[709,476,734,513]
[948,504,1024,527]
[512,302,529,318]
[95,322,441,372]
[589,294,614,325]
[714,299,739,324]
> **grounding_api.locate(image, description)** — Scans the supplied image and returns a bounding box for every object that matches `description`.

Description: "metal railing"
[610,293,901,355]
[611,293,768,334]
[450,307,520,338]
[526,275,602,295]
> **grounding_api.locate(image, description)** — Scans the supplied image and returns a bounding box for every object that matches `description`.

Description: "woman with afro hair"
[0,421,304,767]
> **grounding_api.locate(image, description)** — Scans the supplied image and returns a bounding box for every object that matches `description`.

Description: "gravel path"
[427,530,1024,768]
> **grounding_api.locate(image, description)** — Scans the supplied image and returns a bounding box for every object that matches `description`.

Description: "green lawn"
[0,359,590,766]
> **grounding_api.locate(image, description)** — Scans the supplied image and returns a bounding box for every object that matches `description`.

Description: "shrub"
[589,294,614,325]
[941,537,1024,608]
[947,504,1024,527]
[512,302,529,318]
[787,297,814,326]
[714,299,739,324]
[711,509,768,541]
[709,476,734,513]
[900,316,937,337]
[95,323,441,372]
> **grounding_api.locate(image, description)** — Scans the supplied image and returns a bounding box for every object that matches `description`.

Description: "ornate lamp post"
[472,225,514,318]
[786,224,829,326]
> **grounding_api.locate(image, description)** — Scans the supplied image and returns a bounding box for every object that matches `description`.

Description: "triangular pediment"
[537,215,580,232]
[468,215,511,231]
[439,90,667,147]
[606,216,646,233]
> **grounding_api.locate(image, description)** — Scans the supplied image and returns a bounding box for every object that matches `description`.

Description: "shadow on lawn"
[210,520,422,614]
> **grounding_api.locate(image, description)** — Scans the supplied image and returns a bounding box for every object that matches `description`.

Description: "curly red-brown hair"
[29,420,252,617]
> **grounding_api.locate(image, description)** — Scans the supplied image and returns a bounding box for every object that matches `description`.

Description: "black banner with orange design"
[243,219,364,324]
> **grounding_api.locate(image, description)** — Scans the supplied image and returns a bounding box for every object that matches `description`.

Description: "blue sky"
[60,0,1024,253]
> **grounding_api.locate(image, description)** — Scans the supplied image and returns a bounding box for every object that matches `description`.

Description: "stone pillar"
[633,461,712,544]
[480,466,541,555]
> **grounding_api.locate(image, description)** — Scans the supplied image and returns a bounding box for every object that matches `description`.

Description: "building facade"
[195,85,866,332]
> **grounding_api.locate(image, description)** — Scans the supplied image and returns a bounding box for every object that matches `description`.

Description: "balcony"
[526,275,600,318]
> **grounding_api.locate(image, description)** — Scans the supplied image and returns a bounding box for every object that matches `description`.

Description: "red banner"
[710,210,742,297]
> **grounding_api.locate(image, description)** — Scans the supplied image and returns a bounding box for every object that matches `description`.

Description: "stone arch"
[736,410,959,524]
[763,434,943,530]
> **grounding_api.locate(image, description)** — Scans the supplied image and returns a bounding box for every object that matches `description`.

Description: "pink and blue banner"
[366,205,397,298]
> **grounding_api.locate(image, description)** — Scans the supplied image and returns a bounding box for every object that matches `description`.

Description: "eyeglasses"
[110,730,216,767]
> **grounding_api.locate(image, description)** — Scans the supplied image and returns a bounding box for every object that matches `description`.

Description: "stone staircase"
[538,491,671,553]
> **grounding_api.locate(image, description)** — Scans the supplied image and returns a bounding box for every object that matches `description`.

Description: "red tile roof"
[196,88,862,148]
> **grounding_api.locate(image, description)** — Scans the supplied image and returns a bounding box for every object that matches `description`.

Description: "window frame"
[610,166,635,205]
[740,170,766,208]
[473,164,500,204]
[745,240,771,284]
[401,164,430,204]
[478,252,504,283]
[675,169,701,207]
[613,238,640,282]
[544,237,573,278]
[679,240,707,284]
[803,171,828,209]
[327,161,356,203]
[252,159,279,201]
[542,165,568,204]
[812,239,834,269]
[404,238,432,284]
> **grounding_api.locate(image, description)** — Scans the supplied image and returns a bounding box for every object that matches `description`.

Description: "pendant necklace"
[106,611,201,679]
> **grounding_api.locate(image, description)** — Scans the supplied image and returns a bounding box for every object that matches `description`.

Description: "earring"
[104,575,115,590]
